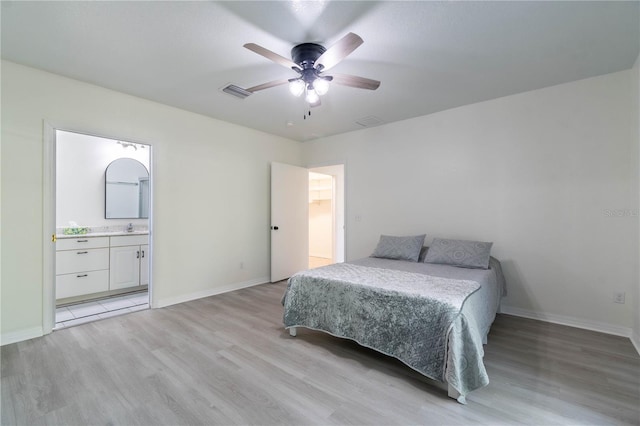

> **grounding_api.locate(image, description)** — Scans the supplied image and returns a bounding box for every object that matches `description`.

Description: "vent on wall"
[221,84,252,99]
[355,115,383,127]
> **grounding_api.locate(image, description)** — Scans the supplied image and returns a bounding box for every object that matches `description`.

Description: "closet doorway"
[45,128,153,331]
[308,165,345,268]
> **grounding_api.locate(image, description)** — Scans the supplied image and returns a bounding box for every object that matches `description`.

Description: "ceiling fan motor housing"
[291,43,326,70]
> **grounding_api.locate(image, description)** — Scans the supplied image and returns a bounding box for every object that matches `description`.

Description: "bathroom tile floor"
[55,291,149,329]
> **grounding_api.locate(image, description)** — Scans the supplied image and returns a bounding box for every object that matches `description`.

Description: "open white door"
[271,162,309,282]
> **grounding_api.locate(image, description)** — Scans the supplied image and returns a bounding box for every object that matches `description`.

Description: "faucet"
[126,223,134,232]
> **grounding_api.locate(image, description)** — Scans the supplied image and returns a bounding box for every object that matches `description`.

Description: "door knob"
[271,226,279,230]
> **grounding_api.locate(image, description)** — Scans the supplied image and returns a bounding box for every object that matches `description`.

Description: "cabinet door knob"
[76,274,88,278]
[136,250,140,259]
[141,250,145,258]
[77,251,88,254]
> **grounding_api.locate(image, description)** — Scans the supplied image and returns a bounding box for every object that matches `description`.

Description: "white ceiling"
[2,1,638,142]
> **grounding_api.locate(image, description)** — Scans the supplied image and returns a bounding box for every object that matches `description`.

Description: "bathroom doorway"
[308,164,345,268]
[48,129,152,329]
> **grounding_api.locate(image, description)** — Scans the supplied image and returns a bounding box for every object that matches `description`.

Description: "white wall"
[309,164,346,263]
[633,54,640,352]
[309,199,332,258]
[308,172,333,259]
[56,130,150,228]
[304,70,639,336]
[1,61,302,342]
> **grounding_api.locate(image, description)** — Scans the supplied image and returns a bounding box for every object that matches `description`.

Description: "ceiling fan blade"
[244,43,300,70]
[246,79,289,93]
[330,74,380,90]
[316,32,363,71]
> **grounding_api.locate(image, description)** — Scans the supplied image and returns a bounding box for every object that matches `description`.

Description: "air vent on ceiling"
[355,115,383,127]
[221,84,252,99]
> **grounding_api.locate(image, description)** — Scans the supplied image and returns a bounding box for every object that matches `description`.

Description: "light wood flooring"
[2,281,639,425]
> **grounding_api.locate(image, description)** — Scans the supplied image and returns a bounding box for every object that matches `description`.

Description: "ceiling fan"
[243,32,380,107]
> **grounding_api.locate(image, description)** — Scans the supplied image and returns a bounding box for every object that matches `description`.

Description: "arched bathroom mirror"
[105,158,149,219]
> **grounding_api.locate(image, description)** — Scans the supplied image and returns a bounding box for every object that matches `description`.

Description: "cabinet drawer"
[110,235,149,247]
[56,248,109,275]
[56,237,109,251]
[56,270,109,299]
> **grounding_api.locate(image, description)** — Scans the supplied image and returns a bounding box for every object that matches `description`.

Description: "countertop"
[57,231,149,239]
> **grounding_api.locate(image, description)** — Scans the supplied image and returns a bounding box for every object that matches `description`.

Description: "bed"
[281,244,505,404]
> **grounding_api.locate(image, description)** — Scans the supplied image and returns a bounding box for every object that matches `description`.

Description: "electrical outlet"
[355,215,362,222]
[613,292,625,304]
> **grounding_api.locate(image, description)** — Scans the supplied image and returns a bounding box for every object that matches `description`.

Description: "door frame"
[307,161,347,263]
[42,123,155,334]
[43,123,56,334]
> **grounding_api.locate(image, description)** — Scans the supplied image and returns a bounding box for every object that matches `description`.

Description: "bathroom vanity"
[56,232,149,303]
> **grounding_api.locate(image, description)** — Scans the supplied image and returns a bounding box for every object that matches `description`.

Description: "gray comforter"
[281,257,505,401]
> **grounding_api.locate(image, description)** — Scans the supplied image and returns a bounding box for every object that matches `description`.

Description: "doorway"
[49,129,152,329]
[270,162,345,282]
[308,164,345,268]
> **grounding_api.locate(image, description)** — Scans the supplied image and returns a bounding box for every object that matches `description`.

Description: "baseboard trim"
[500,305,632,338]
[309,253,332,259]
[155,276,270,308]
[1,326,44,346]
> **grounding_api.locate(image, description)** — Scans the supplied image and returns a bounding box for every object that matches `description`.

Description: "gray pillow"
[371,234,426,262]
[424,238,493,269]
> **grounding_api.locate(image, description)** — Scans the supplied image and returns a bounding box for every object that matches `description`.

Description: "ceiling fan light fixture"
[289,79,305,97]
[305,87,320,104]
[244,33,380,109]
[312,78,330,96]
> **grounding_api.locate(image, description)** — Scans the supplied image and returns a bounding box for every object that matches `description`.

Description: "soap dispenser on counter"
[126,223,134,233]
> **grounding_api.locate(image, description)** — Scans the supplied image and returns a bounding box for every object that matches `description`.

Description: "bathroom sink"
[106,230,149,235]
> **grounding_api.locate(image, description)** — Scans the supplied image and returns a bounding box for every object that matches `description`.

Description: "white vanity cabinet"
[109,235,149,290]
[140,244,149,286]
[56,233,149,301]
[56,237,110,299]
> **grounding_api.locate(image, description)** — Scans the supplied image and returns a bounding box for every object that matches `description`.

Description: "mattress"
[282,256,505,401]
